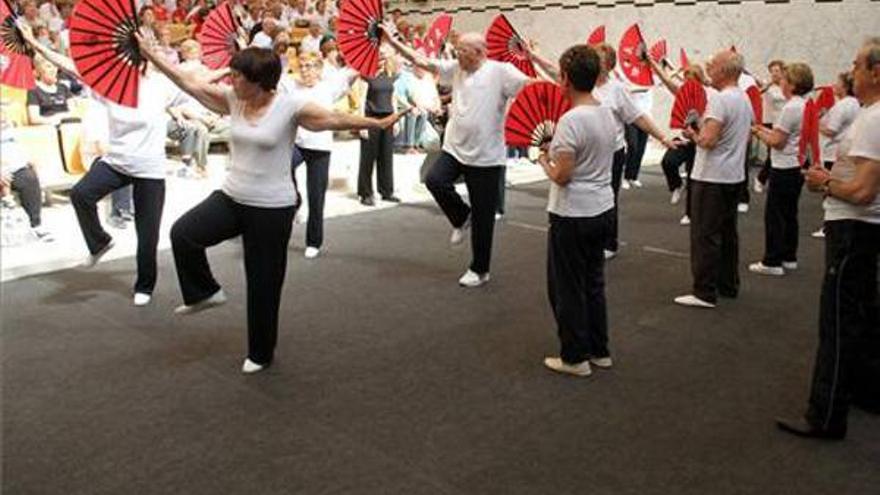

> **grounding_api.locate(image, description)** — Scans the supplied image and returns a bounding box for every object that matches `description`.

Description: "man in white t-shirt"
[777,39,880,440]
[383,27,533,287]
[674,50,753,309]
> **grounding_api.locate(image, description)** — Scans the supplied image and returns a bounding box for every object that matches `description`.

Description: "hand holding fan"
[486,14,536,77]
[618,24,653,87]
[0,0,35,90]
[197,2,245,70]
[337,0,383,78]
[587,25,605,45]
[745,85,762,124]
[799,99,820,167]
[504,81,571,147]
[670,79,707,130]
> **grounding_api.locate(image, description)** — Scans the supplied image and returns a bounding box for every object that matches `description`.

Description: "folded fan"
[745,85,762,124]
[799,99,821,167]
[814,85,835,113]
[504,81,571,147]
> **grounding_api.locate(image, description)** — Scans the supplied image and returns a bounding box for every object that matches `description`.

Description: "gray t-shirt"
[593,77,643,151]
[690,86,752,184]
[222,88,307,208]
[820,96,860,163]
[824,101,880,224]
[771,95,805,170]
[546,105,617,217]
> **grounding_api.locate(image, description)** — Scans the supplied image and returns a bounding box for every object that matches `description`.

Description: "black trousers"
[70,160,165,294]
[293,146,331,248]
[497,166,506,215]
[690,180,740,303]
[548,211,613,364]
[10,166,42,227]
[606,149,626,252]
[425,151,502,274]
[660,140,696,217]
[762,167,804,266]
[806,220,880,431]
[170,190,296,365]
[357,114,394,199]
[624,124,648,181]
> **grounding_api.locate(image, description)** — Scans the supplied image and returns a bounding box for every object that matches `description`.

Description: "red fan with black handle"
[814,85,835,114]
[799,99,820,167]
[670,79,707,130]
[69,0,143,107]
[423,13,452,59]
[486,14,536,77]
[0,0,35,90]
[649,39,669,68]
[337,0,382,78]
[679,47,690,69]
[504,81,571,147]
[587,25,605,45]
[618,24,653,87]
[745,85,762,124]
[197,1,244,70]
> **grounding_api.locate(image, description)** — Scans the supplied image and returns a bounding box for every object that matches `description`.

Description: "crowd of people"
[0,0,877,442]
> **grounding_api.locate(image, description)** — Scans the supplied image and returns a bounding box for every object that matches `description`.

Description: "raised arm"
[380,21,441,73]
[634,113,675,149]
[136,32,230,115]
[524,42,560,83]
[17,19,79,78]
[648,57,680,96]
[296,102,408,132]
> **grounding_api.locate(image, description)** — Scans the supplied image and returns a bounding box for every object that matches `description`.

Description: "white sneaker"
[679,215,691,226]
[133,292,152,306]
[458,269,490,288]
[450,217,470,246]
[304,246,320,259]
[175,289,228,315]
[604,249,618,260]
[753,177,764,193]
[590,357,613,369]
[737,203,749,213]
[494,212,504,221]
[670,187,683,205]
[543,357,592,377]
[811,228,825,239]
[241,358,265,374]
[621,180,632,190]
[749,262,785,276]
[32,227,55,242]
[631,180,643,188]
[782,261,798,271]
[83,240,115,268]
[674,294,716,308]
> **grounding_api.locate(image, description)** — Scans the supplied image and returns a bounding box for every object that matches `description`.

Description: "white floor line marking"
[505,220,548,233]
[642,246,689,259]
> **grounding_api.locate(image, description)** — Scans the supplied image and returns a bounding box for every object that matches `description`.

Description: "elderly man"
[776,38,880,440]
[674,50,753,308]
[383,26,535,287]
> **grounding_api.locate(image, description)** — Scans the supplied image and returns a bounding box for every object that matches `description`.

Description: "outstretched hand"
[377,107,412,129]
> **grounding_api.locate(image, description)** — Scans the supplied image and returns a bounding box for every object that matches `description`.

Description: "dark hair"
[593,43,616,72]
[784,62,814,96]
[559,45,601,92]
[838,71,855,97]
[767,59,785,71]
[230,47,281,91]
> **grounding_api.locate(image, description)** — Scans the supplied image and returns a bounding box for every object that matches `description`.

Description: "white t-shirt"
[824,101,880,224]
[299,34,322,54]
[0,125,29,177]
[103,73,185,179]
[771,95,805,170]
[738,73,757,92]
[593,78,644,151]
[280,69,353,151]
[690,86,752,184]
[630,85,653,115]
[820,96,860,163]
[437,59,528,166]
[251,31,274,49]
[763,84,786,125]
[222,88,307,208]
[547,105,617,218]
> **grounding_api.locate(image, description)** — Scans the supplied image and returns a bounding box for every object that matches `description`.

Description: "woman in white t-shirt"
[755,60,787,192]
[751,62,814,276]
[282,51,357,259]
[139,43,403,373]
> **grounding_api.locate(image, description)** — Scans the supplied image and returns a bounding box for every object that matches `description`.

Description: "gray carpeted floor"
[3,170,879,494]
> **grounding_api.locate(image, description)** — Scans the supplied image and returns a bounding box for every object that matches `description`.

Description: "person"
[300,19,323,54]
[755,60,787,193]
[749,63,814,276]
[623,85,653,189]
[282,52,357,259]
[250,17,279,49]
[537,44,617,377]
[383,27,534,287]
[0,118,54,242]
[138,42,404,373]
[674,49,752,309]
[19,20,187,307]
[776,38,880,440]
[26,55,76,125]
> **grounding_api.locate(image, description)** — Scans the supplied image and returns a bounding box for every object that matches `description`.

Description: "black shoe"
[381,195,401,203]
[360,196,375,206]
[775,417,846,440]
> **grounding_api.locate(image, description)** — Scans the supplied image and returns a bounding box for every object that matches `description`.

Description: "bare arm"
[538,149,575,186]
[752,125,788,150]
[805,157,880,205]
[381,21,441,73]
[634,114,675,149]
[296,102,408,132]
[525,45,560,83]
[648,57,680,96]
[687,118,723,150]
[17,20,79,78]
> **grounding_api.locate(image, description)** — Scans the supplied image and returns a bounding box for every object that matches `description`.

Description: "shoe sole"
[175,294,227,315]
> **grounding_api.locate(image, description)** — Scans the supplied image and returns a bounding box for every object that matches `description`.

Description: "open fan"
[197,2,243,70]
[799,99,821,167]
[0,0,35,90]
[679,48,690,69]
[486,14,536,77]
[504,81,571,147]
[69,0,143,107]
[423,13,452,59]
[337,0,382,78]
[649,39,668,67]
[814,85,835,113]
[618,24,652,87]
[670,79,707,130]
[587,25,605,45]
[745,85,762,124]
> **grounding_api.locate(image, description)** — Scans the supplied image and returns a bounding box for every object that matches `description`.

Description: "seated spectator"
[251,17,279,49]
[0,118,54,242]
[139,5,158,38]
[21,0,40,27]
[300,19,323,54]
[310,0,331,30]
[171,0,191,24]
[289,0,310,28]
[155,23,180,65]
[27,55,77,126]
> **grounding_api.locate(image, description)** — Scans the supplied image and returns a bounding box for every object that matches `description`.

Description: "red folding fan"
[745,85,762,124]
[587,25,605,45]
[486,14,536,77]
[337,0,383,78]
[670,79,707,130]
[799,99,821,167]
[679,47,690,69]
[423,13,452,58]
[69,0,143,107]
[0,0,35,90]
[618,24,652,87]
[649,39,667,65]
[814,85,835,114]
[504,81,571,147]
[197,2,244,70]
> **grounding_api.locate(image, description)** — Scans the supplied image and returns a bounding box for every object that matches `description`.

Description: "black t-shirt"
[26,84,72,117]
[365,73,396,116]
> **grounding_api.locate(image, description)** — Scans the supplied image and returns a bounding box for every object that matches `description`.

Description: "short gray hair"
[457,32,487,52]
[864,37,880,68]
[711,50,743,80]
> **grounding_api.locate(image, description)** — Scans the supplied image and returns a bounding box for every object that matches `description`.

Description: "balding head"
[853,37,880,103]
[706,49,743,89]
[455,32,487,72]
